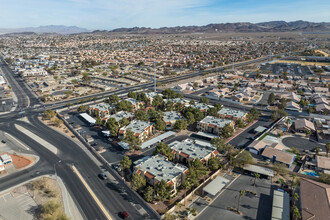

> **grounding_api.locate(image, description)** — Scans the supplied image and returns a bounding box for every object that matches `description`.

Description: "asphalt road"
[282,136,324,152]
[196,174,273,220]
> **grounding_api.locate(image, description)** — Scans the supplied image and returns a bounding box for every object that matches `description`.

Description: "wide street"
[0,54,284,219]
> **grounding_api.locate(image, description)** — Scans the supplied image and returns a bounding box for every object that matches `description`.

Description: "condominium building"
[163,111,184,130]
[197,116,234,136]
[118,120,154,142]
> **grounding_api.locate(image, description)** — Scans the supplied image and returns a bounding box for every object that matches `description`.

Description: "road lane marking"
[71,165,112,220]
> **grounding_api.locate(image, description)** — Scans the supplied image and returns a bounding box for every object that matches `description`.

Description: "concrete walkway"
[15,124,58,155]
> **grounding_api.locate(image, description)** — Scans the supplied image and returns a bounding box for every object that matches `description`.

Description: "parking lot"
[228,115,273,148]
[260,63,313,76]
[196,174,274,220]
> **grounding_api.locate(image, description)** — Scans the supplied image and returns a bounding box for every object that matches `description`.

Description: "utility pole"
[232,56,235,72]
[154,62,156,92]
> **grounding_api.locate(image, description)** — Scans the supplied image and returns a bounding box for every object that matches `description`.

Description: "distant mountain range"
[105,20,330,34]
[1,21,329,35]
[0,25,89,35]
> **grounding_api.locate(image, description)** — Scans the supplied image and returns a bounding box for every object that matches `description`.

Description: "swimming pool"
[302,171,320,177]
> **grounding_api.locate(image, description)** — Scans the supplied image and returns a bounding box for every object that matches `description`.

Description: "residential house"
[261,147,296,167]
[300,178,330,220]
[294,118,315,133]
[285,101,302,112]
[315,103,330,114]
[316,156,330,173]
[118,120,154,142]
[134,155,188,195]
[169,139,219,165]
[197,116,234,136]
[314,87,329,94]
[163,111,184,130]
[22,68,48,77]
[248,140,267,155]
[218,107,248,121]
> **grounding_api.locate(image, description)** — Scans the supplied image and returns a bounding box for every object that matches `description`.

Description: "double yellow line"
[72,166,112,220]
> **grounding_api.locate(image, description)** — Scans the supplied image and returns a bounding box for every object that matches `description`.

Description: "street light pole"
[54,160,61,179]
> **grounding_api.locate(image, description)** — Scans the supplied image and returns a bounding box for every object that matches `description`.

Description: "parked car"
[1,140,6,144]
[91,142,98,146]
[119,211,129,219]
[98,173,108,180]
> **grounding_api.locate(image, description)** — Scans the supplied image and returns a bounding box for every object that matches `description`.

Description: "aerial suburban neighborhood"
[0,1,329,220]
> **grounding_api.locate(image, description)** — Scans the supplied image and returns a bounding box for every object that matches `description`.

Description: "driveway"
[282,136,323,152]
[196,174,273,220]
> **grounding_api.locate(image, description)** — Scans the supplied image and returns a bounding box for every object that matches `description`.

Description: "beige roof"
[261,147,295,165]
[270,143,286,151]
[317,156,330,170]
[300,178,330,220]
[294,118,315,131]
[249,140,267,151]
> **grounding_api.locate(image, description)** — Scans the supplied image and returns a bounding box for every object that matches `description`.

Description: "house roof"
[249,140,267,151]
[120,120,153,135]
[163,111,184,123]
[271,190,290,220]
[316,156,330,170]
[300,178,330,220]
[170,139,216,161]
[294,118,315,131]
[200,116,233,128]
[218,107,247,118]
[261,147,295,166]
[136,155,188,183]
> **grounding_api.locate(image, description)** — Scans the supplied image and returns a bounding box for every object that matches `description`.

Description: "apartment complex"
[197,116,234,136]
[118,120,154,142]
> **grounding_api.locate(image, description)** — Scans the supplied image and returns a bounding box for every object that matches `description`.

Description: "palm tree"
[315,147,321,155]
[291,174,297,192]
[237,190,245,213]
[253,173,260,194]
[292,206,301,220]
[292,193,299,208]
[286,118,291,131]
[326,143,330,157]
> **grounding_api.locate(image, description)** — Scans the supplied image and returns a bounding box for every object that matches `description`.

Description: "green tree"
[271,111,278,121]
[143,186,154,203]
[166,101,174,111]
[189,100,195,105]
[208,157,221,171]
[221,123,234,138]
[131,173,146,191]
[185,112,195,125]
[174,120,187,130]
[292,206,301,220]
[174,103,184,112]
[120,156,132,171]
[183,181,191,205]
[278,98,287,109]
[247,107,259,122]
[237,190,245,212]
[253,173,260,194]
[273,162,288,176]
[82,72,91,82]
[207,108,218,117]
[155,180,172,201]
[77,105,89,113]
[53,118,63,127]
[191,159,209,180]
[214,104,223,111]
[128,91,138,99]
[96,116,102,126]
[193,109,204,121]
[155,118,166,131]
[200,97,209,105]
[268,93,276,105]
[153,143,173,160]
[135,110,149,121]
[40,201,69,220]
[119,118,130,127]
[124,129,141,151]
[319,173,330,184]
[235,119,245,128]
[152,95,164,109]
[116,100,133,112]
[210,138,226,153]
[106,118,119,137]
[109,94,119,104]
[43,109,57,119]
[233,151,253,168]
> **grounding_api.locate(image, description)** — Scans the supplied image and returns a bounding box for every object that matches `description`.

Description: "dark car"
[119,211,129,219]
[1,140,6,144]
[98,173,108,180]
[91,142,98,146]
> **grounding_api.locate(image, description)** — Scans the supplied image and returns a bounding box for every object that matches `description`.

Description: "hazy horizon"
[0,0,329,30]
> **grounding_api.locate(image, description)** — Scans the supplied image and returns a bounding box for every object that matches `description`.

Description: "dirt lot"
[10,153,34,169]
[40,116,77,141]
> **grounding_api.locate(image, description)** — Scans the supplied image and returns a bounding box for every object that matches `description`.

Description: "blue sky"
[0,0,329,30]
